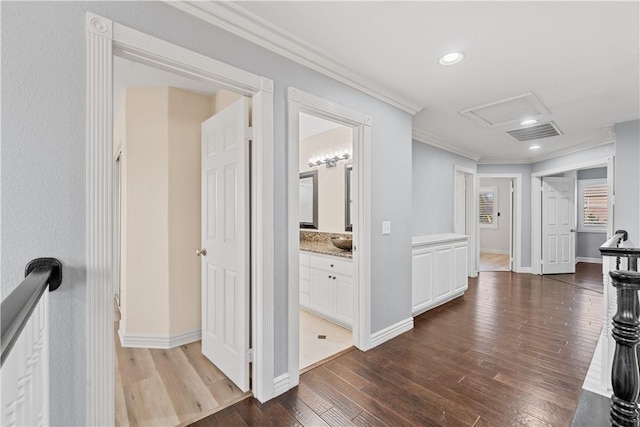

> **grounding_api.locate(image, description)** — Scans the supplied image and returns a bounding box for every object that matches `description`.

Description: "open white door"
[542,177,576,274]
[200,97,250,392]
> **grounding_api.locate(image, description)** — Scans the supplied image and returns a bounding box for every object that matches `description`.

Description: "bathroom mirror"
[299,170,318,229]
[345,164,353,232]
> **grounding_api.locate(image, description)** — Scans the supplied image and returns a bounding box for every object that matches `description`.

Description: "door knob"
[570,229,576,233]
[196,248,207,256]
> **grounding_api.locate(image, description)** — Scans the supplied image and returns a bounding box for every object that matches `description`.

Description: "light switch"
[382,221,391,235]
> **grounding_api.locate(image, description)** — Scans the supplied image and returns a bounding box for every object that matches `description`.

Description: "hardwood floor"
[192,265,602,427]
[115,325,248,426]
[479,252,510,271]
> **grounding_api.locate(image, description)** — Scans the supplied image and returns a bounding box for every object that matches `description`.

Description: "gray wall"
[479,178,511,253]
[531,143,614,174]
[577,167,607,259]
[476,164,532,268]
[412,141,476,236]
[614,120,640,245]
[1,2,413,424]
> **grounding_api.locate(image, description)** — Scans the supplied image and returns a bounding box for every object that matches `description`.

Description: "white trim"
[118,328,201,349]
[166,1,421,115]
[413,128,481,161]
[477,158,534,165]
[531,156,613,276]
[583,335,610,398]
[453,164,478,278]
[478,174,523,274]
[286,88,372,393]
[369,317,414,349]
[273,373,292,396]
[479,185,499,230]
[576,257,603,264]
[480,248,510,255]
[577,178,608,233]
[87,13,275,424]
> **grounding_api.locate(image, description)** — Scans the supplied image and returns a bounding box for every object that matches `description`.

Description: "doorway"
[297,113,354,372]
[478,177,514,272]
[453,165,478,277]
[112,56,251,425]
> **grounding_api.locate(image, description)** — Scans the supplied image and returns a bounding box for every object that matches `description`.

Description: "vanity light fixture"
[520,119,538,126]
[439,52,464,66]
[308,150,350,168]
[529,144,541,150]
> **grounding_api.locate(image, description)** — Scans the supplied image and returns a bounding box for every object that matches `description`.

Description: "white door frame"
[531,156,614,275]
[286,88,372,391]
[477,174,523,272]
[86,13,275,425]
[453,165,478,277]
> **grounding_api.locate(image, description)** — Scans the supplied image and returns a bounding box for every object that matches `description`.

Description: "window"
[479,186,497,229]
[578,179,607,232]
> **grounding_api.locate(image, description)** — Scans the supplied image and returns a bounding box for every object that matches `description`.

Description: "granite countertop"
[300,239,353,259]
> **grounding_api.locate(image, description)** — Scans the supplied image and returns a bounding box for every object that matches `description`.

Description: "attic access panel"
[460,93,550,128]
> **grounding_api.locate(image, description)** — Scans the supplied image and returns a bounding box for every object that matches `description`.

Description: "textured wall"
[412,141,476,236]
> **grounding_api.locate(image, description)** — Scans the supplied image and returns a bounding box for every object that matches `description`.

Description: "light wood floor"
[194,263,602,426]
[115,318,248,426]
[479,251,510,271]
[300,309,352,371]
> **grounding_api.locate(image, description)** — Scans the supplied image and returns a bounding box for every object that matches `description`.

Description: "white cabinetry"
[300,252,353,328]
[412,234,468,316]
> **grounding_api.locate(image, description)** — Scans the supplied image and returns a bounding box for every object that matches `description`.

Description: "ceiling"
[237,1,639,163]
[114,56,223,113]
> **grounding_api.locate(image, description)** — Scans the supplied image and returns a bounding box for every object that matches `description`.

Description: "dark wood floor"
[192,265,603,427]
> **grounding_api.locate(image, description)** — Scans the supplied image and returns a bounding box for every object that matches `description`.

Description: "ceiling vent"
[460,93,550,128]
[505,122,562,142]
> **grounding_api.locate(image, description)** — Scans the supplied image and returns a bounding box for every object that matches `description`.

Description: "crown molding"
[166,1,422,115]
[412,128,481,161]
[477,158,533,165]
[530,126,615,163]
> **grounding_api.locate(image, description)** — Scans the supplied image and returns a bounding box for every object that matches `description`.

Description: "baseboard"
[480,248,510,255]
[576,257,602,264]
[514,266,531,274]
[118,327,201,349]
[273,373,291,396]
[583,334,611,398]
[369,317,413,349]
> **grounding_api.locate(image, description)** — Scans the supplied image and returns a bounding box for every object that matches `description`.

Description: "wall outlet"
[382,221,391,235]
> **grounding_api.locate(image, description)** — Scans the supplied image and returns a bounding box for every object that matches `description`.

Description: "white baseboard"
[273,373,291,396]
[583,333,611,398]
[576,257,602,264]
[369,317,413,349]
[514,266,531,274]
[480,248,510,255]
[118,327,201,349]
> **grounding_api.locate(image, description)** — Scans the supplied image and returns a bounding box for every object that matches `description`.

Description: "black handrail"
[1,258,62,366]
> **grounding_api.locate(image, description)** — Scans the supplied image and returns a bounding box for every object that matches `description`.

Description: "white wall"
[614,120,640,245]
[412,141,476,236]
[1,3,413,423]
[479,178,511,254]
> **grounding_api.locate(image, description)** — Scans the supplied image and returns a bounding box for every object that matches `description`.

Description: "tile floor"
[299,309,352,370]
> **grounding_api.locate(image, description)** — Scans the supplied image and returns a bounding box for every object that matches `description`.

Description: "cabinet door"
[434,247,453,303]
[333,274,353,326]
[453,244,468,293]
[412,249,434,314]
[309,270,333,317]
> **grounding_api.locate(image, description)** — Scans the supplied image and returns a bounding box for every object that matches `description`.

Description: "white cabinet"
[412,234,468,316]
[300,252,353,328]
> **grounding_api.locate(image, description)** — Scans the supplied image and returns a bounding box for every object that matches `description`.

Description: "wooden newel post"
[610,270,640,427]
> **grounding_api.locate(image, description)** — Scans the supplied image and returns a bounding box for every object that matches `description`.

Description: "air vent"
[505,122,562,142]
[460,93,550,128]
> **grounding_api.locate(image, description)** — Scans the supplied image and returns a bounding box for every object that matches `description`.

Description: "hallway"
[192,266,603,426]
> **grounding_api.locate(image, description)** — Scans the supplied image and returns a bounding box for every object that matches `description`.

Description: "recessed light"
[529,145,541,150]
[439,52,464,66]
[520,119,538,126]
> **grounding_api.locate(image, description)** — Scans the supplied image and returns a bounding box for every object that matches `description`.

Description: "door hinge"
[245,126,254,141]
[246,348,253,363]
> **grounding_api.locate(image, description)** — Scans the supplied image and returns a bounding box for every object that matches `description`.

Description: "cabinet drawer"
[309,254,352,276]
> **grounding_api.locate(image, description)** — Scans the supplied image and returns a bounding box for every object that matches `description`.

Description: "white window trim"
[578,178,608,233]
[479,186,498,229]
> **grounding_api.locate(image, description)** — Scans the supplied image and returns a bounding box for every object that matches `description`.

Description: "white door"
[200,97,250,392]
[455,172,466,234]
[542,177,576,274]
